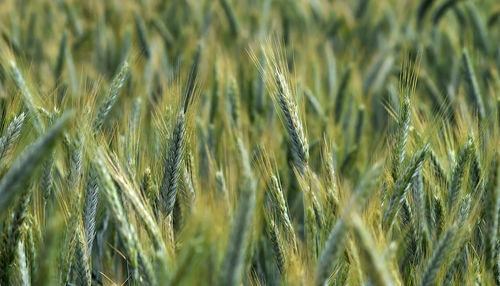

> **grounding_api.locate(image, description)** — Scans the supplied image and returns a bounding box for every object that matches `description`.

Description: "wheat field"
[0,0,499,285]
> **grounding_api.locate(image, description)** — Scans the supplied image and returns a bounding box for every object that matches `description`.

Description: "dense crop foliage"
[0,0,499,285]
